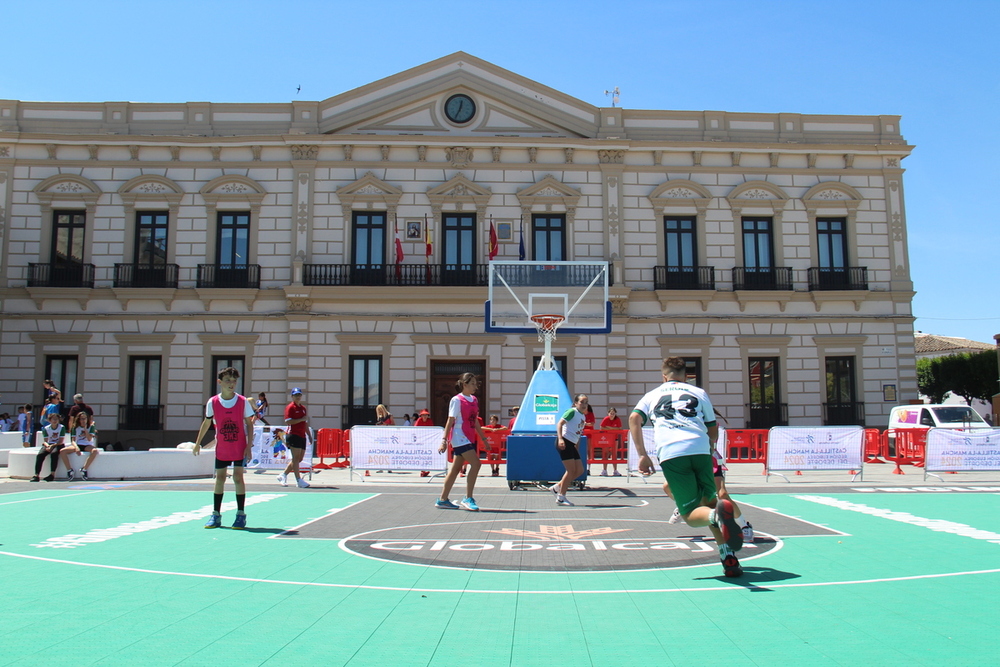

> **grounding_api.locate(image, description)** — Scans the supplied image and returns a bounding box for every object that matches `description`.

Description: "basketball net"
[530,314,564,371]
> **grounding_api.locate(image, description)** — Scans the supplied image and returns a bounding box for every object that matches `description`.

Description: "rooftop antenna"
[604,86,620,107]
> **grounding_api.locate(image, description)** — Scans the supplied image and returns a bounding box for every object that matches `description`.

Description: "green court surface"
[1,486,997,666]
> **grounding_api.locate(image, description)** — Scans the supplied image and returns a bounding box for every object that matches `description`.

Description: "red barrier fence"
[584,428,629,474]
[883,428,928,474]
[314,428,350,469]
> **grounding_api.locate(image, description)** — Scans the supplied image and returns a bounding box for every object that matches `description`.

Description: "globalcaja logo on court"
[342,519,775,572]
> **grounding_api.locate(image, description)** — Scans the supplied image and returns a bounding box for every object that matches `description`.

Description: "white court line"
[0,490,105,506]
[268,494,382,539]
[1,549,997,594]
[741,500,851,537]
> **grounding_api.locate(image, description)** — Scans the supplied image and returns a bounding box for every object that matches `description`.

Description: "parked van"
[887,404,990,430]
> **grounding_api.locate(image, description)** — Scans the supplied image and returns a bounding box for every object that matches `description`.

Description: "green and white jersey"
[632,381,716,462]
[43,424,67,446]
[559,407,587,444]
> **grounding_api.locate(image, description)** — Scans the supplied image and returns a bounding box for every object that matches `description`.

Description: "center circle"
[341,518,778,572]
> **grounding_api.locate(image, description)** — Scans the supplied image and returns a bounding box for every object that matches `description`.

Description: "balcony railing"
[745,403,788,429]
[808,267,868,291]
[197,264,260,289]
[114,263,180,288]
[732,267,793,291]
[654,266,716,290]
[118,404,163,430]
[28,262,96,288]
[304,263,492,287]
[823,401,866,426]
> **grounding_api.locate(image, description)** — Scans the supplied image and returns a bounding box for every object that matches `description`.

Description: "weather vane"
[604,86,620,107]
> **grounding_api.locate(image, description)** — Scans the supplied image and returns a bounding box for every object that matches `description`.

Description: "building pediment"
[337,172,403,211]
[317,52,599,138]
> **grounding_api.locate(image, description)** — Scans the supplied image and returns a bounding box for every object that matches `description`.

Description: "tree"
[918,351,999,406]
[917,357,947,404]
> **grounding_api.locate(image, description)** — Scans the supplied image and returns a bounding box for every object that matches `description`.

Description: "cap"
[418,409,429,415]
[290,388,303,395]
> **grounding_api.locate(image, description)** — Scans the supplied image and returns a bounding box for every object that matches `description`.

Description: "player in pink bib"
[193,367,255,529]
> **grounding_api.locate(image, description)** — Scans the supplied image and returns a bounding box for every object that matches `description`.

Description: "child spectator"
[60,411,100,481]
[31,412,67,481]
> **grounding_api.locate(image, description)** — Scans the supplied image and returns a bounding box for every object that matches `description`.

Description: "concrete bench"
[0,431,29,466]
[8,447,216,480]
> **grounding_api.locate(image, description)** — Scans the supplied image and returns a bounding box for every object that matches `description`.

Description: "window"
[136,211,169,265]
[664,217,696,269]
[352,212,386,266]
[532,355,568,378]
[442,213,476,284]
[217,212,250,266]
[817,218,847,269]
[742,217,773,269]
[347,355,382,427]
[210,356,245,399]
[532,215,565,261]
[44,355,78,406]
[825,356,862,425]
[124,356,162,430]
[683,357,702,387]
[50,210,87,284]
[747,357,784,428]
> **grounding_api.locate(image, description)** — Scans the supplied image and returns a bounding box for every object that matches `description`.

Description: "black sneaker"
[30,475,40,482]
[81,470,89,481]
[712,499,744,552]
[43,474,55,482]
[722,553,743,578]
[67,469,75,481]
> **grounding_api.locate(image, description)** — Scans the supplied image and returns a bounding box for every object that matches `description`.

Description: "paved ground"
[1,462,998,666]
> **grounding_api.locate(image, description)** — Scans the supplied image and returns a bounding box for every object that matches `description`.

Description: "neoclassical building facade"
[0,52,916,447]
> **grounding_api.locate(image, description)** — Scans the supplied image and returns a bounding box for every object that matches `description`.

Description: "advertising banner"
[248,425,313,470]
[925,428,1000,472]
[350,426,448,471]
[767,426,863,471]
[627,428,727,472]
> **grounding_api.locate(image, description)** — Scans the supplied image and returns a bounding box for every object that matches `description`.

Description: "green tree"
[918,351,999,406]
[917,357,947,403]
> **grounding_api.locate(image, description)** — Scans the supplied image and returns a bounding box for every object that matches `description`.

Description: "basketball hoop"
[530,314,565,342]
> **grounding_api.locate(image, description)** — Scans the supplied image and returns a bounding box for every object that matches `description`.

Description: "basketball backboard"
[485,261,611,334]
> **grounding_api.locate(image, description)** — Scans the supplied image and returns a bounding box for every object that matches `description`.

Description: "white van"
[887,404,990,431]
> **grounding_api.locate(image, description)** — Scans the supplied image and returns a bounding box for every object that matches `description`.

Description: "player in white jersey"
[630,357,745,577]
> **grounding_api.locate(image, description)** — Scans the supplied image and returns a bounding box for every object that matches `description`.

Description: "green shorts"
[660,454,717,517]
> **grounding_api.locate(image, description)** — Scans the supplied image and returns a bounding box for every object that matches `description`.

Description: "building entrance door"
[430,361,487,430]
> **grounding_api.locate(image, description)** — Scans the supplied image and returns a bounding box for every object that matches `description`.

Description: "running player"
[630,357,745,577]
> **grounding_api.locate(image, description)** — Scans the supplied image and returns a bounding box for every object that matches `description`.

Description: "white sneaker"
[599,470,608,477]
[296,477,310,488]
[556,494,574,506]
[276,473,288,486]
[550,484,560,496]
[741,521,754,542]
[668,507,682,524]
[612,470,622,477]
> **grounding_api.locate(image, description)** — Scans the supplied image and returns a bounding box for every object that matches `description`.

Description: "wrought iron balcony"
[196,264,260,289]
[823,401,866,426]
[118,404,163,430]
[745,403,788,429]
[732,267,793,291]
[28,262,96,288]
[114,263,180,288]
[654,266,716,290]
[808,267,868,291]
[304,263,491,287]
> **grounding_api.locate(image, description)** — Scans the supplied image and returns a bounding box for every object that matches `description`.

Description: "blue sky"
[4,0,998,344]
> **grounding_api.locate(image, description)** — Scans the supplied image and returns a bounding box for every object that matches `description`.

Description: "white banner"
[627,427,726,471]
[925,428,1000,472]
[248,425,313,470]
[766,426,863,471]
[350,426,448,471]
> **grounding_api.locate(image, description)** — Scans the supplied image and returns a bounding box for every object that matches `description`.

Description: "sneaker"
[232,512,247,529]
[67,469,75,481]
[711,499,744,552]
[43,474,55,482]
[556,494,574,506]
[435,498,459,509]
[742,521,754,543]
[460,497,480,511]
[612,470,622,477]
[668,507,682,524]
[204,512,222,529]
[296,477,310,488]
[30,475,40,482]
[550,484,560,496]
[722,552,743,578]
[81,469,89,481]
[599,470,608,477]
[420,471,430,477]
[276,473,288,486]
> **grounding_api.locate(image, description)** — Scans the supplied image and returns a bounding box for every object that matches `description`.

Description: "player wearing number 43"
[629,356,746,577]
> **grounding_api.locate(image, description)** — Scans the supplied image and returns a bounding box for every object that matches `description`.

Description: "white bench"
[0,431,28,466]
[8,447,216,480]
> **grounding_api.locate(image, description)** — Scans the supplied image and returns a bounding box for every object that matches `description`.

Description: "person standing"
[552,393,589,506]
[278,388,311,488]
[629,357,745,577]
[18,405,33,447]
[67,394,94,423]
[436,373,490,511]
[192,367,255,529]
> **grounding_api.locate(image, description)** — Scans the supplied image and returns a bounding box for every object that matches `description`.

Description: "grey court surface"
[1,464,999,667]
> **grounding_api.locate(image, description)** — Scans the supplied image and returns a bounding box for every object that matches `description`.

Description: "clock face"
[444,94,476,124]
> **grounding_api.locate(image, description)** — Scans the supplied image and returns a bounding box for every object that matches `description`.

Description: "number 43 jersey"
[632,381,717,462]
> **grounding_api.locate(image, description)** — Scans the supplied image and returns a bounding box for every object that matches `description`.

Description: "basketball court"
[1,472,998,666]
